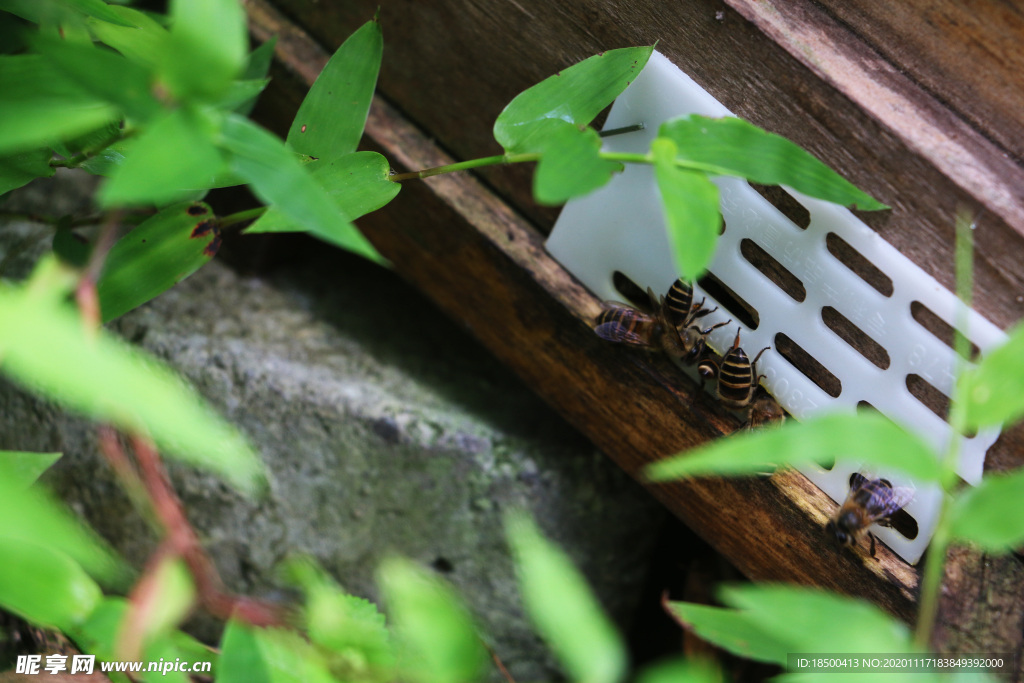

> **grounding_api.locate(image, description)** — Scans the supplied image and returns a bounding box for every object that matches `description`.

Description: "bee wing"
[593,321,653,346]
[849,472,869,493]
[865,486,915,523]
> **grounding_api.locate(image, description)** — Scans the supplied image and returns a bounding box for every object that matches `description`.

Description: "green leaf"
[97,201,219,322]
[36,35,161,122]
[505,511,626,683]
[0,259,265,494]
[950,468,1024,550]
[0,148,55,195]
[219,621,335,683]
[87,6,169,69]
[287,18,381,166]
[0,55,119,155]
[68,596,128,661]
[234,37,277,115]
[159,0,245,101]
[55,120,120,158]
[663,601,789,665]
[378,557,487,683]
[659,115,888,211]
[59,0,137,27]
[494,46,654,154]
[634,659,723,683]
[644,412,941,482]
[219,78,270,112]
[0,536,102,629]
[125,557,195,657]
[0,450,62,487]
[100,108,226,206]
[532,122,622,205]
[719,584,911,653]
[961,322,1024,429]
[244,151,400,234]
[0,455,124,581]
[651,137,721,280]
[221,115,386,264]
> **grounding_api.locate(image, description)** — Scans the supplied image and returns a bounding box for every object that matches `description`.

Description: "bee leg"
[699,319,732,335]
[752,346,771,366]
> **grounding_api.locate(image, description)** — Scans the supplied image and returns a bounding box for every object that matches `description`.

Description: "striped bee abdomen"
[718,348,753,402]
[665,278,694,328]
[593,305,658,346]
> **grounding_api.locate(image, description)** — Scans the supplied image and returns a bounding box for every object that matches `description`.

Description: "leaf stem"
[389,153,540,182]
[218,206,267,230]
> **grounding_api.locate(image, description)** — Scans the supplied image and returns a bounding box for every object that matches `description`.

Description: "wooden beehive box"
[241,0,1024,666]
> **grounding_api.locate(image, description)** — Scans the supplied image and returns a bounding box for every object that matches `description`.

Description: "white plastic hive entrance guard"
[546,52,1007,564]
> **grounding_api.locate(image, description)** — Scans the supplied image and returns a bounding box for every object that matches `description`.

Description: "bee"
[741,390,786,430]
[826,473,914,559]
[697,329,770,409]
[593,279,728,364]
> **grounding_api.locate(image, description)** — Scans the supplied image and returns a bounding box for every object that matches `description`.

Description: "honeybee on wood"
[697,329,770,409]
[593,279,728,364]
[741,390,786,430]
[826,473,914,559]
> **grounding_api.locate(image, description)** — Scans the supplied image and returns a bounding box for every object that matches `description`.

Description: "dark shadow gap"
[825,233,894,297]
[697,271,759,329]
[773,333,842,397]
[612,271,652,310]
[749,183,811,229]
[910,301,981,361]
[905,374,977,437]
[821,306,891,370]
[740,238,806,302]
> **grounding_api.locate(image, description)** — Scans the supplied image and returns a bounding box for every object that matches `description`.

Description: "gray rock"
[0,171,667,681]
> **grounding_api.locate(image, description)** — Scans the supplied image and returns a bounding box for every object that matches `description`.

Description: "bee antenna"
[732,328,741,349]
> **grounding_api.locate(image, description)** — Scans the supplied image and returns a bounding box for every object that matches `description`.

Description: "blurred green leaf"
[282,557,394,670]
[100,108,225,206]
[53,229,92,268]
[531,122,622,205]
[659,115,888,211]
[287,19,381,167]
[0,537,102,629]
[159,0,245,101]
[651,136,720,281]
[222,115,386,264]
[68,596,128,661]
[0,455,124,581]
[235,37,277,115]
[245,151,399,235]
[0,148,55,195]
[378,557,487,683]
[0,259,265,494]
[121,557,194,661]
[950,468,1024,550]
[634,658,723,683]
[0,450,62,487]
[505,511,626,683]
[87,6,169,68]
[494,46,653,154]
[645,412,941,483]
[143,637,192,683]
[53,120,120,158]
[79,136,133,175]
[219,621,335,683]
[36,35,161,122]
[171,631,219,677]
[961,323,1024,429]
[0,55,119,155]
[719,584,912,653]
[219,78,270,112]
[663,601,790,665]
[60,0,137,26]
[97,201,219,322]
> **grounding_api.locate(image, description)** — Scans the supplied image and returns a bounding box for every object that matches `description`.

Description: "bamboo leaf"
[505,511,626,683]
[659,115,888,211]
[652,136,720,281]
[287,19,381,167]
[532,122,622,205]
[0,537,102,630]
[87,6,169,69]
[99,108,226,206]
[244,151,399,235]
[644,412,941,483]
[0,450,62,487]
[234,37,277,115]
[222,115,385,265]
[662,601,789,665]
[218,79,270,112]
[494,46,653,154]
[634,659,723,683]
[0,55,119,155]
[378,557,487,683]
[59,0,137,27]
[219,621,337,683]
[0,148,55,195]
[961,322,1024,429]
[159,0,246,101]
[0,258,265,494]
[97,201,220,322]
[950,468,1024,550]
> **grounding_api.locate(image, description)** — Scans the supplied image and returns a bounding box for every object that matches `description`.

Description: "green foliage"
[0,148,55,195]
[532,123,623,205]
[662,601,789,665]
[287,20,382,167]
[93,201,220,322]
[0,537,102,629]
[85,6,168,69]
[0,258,265,494]
[949,468,1024,550]
[960,322,1024,429]
[505,511,627,683]
[651,137,721,281]
[159,0,246,102]
[0,449,61,487]
[494,46,654,154]
[378,557,487,683]
[658,115,888,211]
[634,659,722,683]
[128,557,196,654]
[645,412,941,483]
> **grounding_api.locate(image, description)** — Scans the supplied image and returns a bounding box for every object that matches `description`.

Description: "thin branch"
[482,639,517,683]
[76,210,122,332]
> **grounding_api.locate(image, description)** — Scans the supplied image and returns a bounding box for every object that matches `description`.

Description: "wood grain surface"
[244,0,1024,670]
